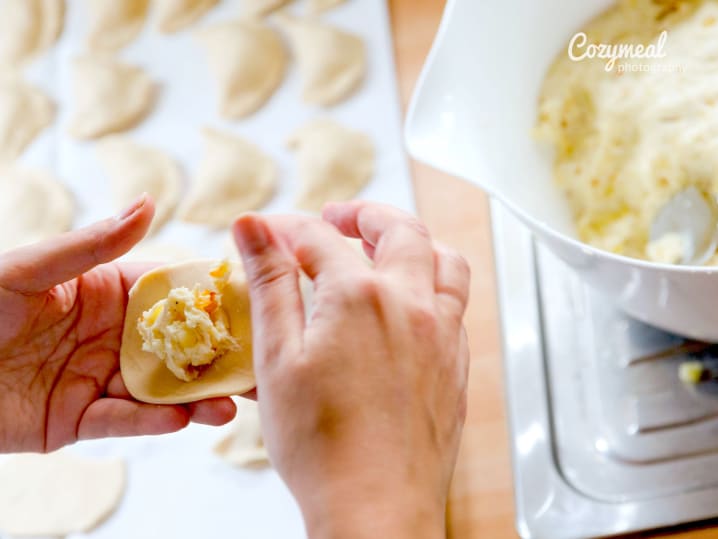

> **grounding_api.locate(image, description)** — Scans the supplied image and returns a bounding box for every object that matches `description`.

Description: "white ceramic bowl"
[405,0,718,341]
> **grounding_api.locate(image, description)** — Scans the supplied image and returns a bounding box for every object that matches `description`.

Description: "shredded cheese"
[137,261,239,382]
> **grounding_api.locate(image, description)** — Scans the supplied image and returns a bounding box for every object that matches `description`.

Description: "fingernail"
[234,215,270,254]
[117,193,147,221]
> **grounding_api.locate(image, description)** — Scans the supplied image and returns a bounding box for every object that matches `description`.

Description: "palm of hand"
[0,199,235,454]
[0,265,138,452]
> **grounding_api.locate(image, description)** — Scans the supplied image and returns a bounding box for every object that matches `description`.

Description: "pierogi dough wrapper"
[120,260,255,404]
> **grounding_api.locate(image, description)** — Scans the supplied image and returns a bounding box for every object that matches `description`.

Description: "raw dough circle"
[0,452,125,537]
[120,260,255,404]
[214,399,270,468]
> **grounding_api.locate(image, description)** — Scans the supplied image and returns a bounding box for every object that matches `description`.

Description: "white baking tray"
[4,0,414,537]
[21,0,414,258]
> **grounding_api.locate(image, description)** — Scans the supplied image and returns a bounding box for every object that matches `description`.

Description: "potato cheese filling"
[536,0,718,263]
[137,261,239,382]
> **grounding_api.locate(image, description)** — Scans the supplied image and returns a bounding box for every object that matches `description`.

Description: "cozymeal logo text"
[568,30,668,72]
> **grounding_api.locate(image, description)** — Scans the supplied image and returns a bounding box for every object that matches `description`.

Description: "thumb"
[0,194,154,294]
[233,214,304,364]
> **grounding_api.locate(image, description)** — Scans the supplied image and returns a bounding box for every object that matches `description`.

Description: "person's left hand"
[0,194,236,454]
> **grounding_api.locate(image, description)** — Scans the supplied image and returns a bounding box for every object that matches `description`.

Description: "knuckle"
[439,245,471,276]
[340,273,383,304]
[438,248,472,310]
[280,355,313,382]
[355,274,382,297]
[451,251,471,277]
[328,272,389,311]
[246,255,296,292]
[407,301,439,334]
[87,225,109,264]
[293,241,314,266]
[400,219,431,240]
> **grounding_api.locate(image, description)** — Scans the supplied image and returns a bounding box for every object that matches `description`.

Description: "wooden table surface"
[388,1,718,538]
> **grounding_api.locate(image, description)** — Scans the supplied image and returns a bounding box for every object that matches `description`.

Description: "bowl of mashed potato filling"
[406,0,718,340]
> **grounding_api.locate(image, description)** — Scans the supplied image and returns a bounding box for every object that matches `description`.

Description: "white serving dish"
[405,0,718,342]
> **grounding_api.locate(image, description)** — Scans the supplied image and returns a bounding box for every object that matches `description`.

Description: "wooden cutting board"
[387,1,718,537]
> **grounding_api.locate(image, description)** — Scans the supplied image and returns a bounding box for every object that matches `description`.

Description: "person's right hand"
[233,201,470,539]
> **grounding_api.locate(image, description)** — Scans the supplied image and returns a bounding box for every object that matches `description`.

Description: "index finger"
[322,201,435,291]
[0,194,154,294]
[263,215,367,281]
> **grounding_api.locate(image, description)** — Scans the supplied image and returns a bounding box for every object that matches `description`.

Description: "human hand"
[0,195,236,454]
[233,202,470,539]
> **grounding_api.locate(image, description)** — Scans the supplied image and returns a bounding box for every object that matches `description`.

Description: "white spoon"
[650,186,718,266]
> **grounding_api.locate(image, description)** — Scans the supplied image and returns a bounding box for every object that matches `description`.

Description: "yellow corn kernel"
[210,260,231,290]
[679,361,704,385]
[146,304,164,325]
[178,328,198,348]
[210,260,230,279]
